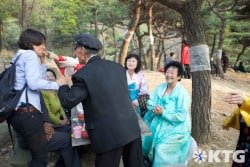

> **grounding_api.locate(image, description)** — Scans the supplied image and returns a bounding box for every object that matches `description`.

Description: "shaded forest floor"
[0,69,250,167]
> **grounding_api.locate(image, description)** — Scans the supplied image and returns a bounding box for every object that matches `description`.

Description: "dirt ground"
[1,69,249,167]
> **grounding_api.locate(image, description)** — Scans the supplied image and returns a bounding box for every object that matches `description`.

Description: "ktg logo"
[193,150,245,163]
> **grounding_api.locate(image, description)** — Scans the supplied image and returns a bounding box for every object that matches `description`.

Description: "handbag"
[137,94,150,117]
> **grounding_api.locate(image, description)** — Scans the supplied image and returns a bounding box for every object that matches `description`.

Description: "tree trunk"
[234,45,247,68]
[43,26,49,47]
[100,32,105,59]
[135,27,148,69]
[180,1,211,144]
[112,26,118,62]
[216,49,224,78]
[157,39,165,69]
[21,0,27,30]
[209,2,228,79]
[135,28,142,58]
[0,18,3,52]
[147,0,156,70]
[93,8,98,36]
[119,0,141,65]
[157,51,163,69]
[163,39,167,66]
[218,20,225,49]
[191,71,211,143]
[215,19,226,79]
[210,33,216,58]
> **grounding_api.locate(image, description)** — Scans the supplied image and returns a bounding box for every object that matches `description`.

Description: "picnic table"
[71,106,151,147]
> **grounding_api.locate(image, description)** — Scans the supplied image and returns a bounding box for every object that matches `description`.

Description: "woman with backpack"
[8,29,60,167]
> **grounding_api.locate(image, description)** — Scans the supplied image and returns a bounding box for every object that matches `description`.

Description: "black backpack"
[0,56,26,123]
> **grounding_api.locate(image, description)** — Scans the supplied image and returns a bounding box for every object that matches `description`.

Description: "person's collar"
[18,49,30,53]
[86,54,99,64]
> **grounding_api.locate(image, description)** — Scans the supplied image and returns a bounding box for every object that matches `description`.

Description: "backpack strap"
[10,54,21,65]
[25,85,30,113]
[7,83,27,155]
[7,122,16,154]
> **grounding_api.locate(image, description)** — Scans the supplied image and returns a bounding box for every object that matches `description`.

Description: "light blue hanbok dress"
[142,82,191,167]
[128,82,139,102]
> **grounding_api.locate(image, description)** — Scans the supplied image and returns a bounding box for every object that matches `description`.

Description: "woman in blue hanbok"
[142,61,192,167]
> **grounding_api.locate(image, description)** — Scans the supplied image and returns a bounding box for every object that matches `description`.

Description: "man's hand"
[47,51,58,60]
[57,77,68,86]
[46,58,59,69]
[57,60,77,68]
[224,92,244,105]
[43,122,54,141]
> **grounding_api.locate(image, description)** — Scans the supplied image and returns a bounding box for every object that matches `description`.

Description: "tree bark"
[209,0,234,79]
[216,49,224,78]
[191,71,211,143]
[147,0,156,70]
[100,32,105,59]
[93,8,98,36]
[215,19,226,79]
[210,33,216,58]
[135,27,148,69]
[234,45,247,68]
[218,19,225,49]
[0,18,3,52]
[162,39,166,67]
[157,39,165,69]
[112,26,118,62]
[21,0,27,30]
[119,0,141,65]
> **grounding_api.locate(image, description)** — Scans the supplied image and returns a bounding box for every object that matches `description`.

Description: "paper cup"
[73,126,82,138]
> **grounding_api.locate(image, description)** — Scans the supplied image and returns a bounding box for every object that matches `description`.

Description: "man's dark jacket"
[58,56,141,153]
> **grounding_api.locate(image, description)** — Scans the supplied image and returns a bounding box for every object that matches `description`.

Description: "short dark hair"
[18,28,46,50]
[46,69,57,79]
[85,48,99,55]
[182,39,188,45]
[124,53,142,73]
[164,61,183,81]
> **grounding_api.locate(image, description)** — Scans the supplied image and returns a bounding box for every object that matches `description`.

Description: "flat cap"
[74,34,102,51]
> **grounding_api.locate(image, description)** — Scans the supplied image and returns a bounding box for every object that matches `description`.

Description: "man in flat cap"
[58,34,143,167]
